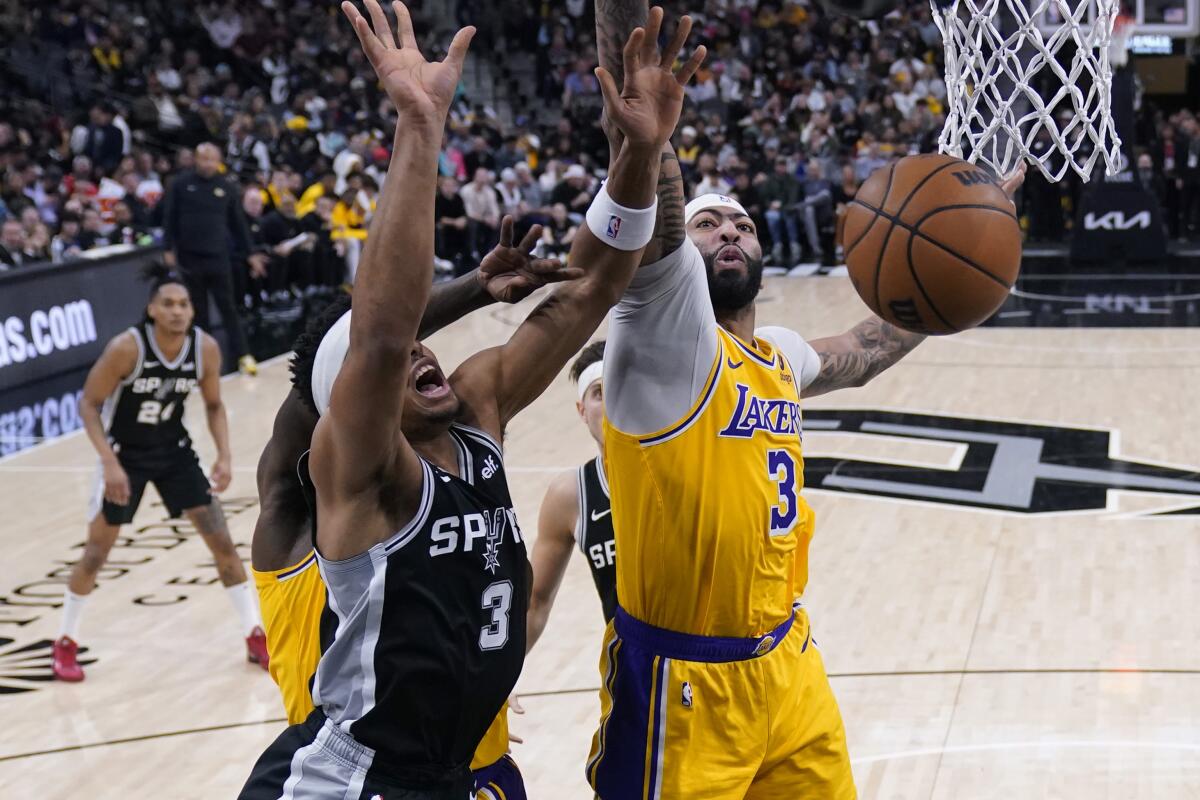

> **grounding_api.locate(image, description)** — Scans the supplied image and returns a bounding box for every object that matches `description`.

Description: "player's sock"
[225,581,262,637]
[59,589,87,641]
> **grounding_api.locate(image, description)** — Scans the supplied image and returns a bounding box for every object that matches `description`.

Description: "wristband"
[585,181,658,252]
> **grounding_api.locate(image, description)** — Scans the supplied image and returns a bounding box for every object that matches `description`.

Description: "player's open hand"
[478,216,585,304]
[341,0,474,121]
[594,7,706,150]
[209,458,232,494]
[102,459,131,506]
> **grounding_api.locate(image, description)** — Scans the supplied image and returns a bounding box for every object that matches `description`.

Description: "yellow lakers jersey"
[604,327,815,638]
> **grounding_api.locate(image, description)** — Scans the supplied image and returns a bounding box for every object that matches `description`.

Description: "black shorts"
[240,708,475,800]
[96,446,211,525]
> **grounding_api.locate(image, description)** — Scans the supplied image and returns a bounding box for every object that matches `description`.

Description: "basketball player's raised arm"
[597,1,719,436]
[452,9,704,427]
[596,0,684,269]
[79,332,139,506]
[313,2,474,523]
[526,470,580,653]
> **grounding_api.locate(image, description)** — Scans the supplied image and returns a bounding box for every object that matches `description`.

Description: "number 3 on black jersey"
[479,580,513,651]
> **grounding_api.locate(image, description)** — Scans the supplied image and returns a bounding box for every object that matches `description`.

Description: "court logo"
[0,637,97,694]
[803,410,1200,515]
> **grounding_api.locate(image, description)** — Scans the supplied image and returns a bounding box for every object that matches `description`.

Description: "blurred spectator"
[161,143,258,375]
[1182,117,1200,240]
[331,188,368,283]
[0,220,28,269]
[760,157,803,265]
[693,154,732,199]
[496,168,525,221]
[550,165,594,219]
[799,160,834,263]
[459,168,501,260]
[51,214,86,263]
[436,176,470,275]
[540,203,577,257]
[515,163,546,216]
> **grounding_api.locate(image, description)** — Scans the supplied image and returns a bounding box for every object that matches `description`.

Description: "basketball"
[842,153,1022,335]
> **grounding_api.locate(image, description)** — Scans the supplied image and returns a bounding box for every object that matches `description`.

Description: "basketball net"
[932,0,1123,182]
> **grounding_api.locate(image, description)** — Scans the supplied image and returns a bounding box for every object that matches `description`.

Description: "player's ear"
[576,401,586,421]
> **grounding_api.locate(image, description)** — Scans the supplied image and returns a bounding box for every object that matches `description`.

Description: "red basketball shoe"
[52,636,85,682]
[246,626,270,672]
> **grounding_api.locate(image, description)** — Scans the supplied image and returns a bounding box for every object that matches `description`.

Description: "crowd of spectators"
[1,0,1199,291]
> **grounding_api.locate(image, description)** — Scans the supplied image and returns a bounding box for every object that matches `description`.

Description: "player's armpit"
[802,316,925,398]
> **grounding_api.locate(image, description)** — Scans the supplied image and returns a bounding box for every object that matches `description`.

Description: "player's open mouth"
[413,363,450,398]
[717,245,746,266]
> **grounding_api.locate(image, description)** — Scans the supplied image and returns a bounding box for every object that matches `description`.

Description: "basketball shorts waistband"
[612,606,795,663]
[298,708,472,788]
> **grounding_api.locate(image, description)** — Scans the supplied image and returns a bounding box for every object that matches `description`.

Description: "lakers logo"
[718,384,802,439]
[753,635,775,657]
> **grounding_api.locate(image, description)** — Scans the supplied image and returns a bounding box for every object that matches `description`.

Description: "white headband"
[576,361,603,402]
[685,193,749,224]
[311,310,352,417]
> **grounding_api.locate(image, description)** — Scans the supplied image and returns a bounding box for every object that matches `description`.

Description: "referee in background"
[162,142,264,375]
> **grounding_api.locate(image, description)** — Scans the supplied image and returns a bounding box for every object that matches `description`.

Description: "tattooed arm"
[596,0,685,265]
[801,316,925,398]
[798,165,1025,397]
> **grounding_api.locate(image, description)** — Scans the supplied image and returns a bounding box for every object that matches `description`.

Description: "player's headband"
[685,194,749,224]
[576,361,603,402]
[312,310,352,417]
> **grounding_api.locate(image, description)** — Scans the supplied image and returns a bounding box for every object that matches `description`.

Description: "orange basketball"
[843,153,1022,335]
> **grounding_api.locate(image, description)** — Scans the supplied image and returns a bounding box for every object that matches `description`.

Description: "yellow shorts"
[587,607,855,799]
[253,553,324,725]
[254,551,513,775]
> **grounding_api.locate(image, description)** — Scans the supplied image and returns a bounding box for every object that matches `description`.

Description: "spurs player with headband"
[526,341,615,655]
[239,2,702,797]
[251,221,576,798]
[52,264,266,683]
[587,2,1028,795]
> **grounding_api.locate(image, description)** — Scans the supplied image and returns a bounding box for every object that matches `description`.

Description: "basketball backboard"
[1033,0,1198,34]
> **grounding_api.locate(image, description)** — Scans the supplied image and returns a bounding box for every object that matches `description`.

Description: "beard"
[701,245,764,313]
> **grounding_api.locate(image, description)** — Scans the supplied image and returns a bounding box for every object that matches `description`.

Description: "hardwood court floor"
[2,276,1200,799]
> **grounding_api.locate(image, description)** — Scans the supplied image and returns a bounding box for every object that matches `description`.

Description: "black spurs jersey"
[311,423,529,781]
[104,325,203,453]
[576,456,617,622]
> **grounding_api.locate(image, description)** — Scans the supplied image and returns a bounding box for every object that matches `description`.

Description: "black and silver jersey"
[104,325,203,453]
[576,456,617,623]
[311,423,529,781]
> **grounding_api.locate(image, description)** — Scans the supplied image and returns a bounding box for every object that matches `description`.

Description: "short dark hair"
[140,262,190,326]
[569,340,605,384]
[290,294,352,415]
[141,261,188,300]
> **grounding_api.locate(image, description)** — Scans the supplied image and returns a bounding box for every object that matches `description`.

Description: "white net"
[932,0,1124,182]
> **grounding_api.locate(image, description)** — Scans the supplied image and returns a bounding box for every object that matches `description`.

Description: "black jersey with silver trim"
[577,456,617,622]
[104,325,203,453]
[311,424,529,779]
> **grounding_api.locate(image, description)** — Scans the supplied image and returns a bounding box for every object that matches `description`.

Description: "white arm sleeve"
[604,239,719,435]
[755,325,821,391]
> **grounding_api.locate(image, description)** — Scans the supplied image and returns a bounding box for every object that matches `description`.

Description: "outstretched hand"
[341,0,474,120]
[594,7,706,150]
[478,216,584,304]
